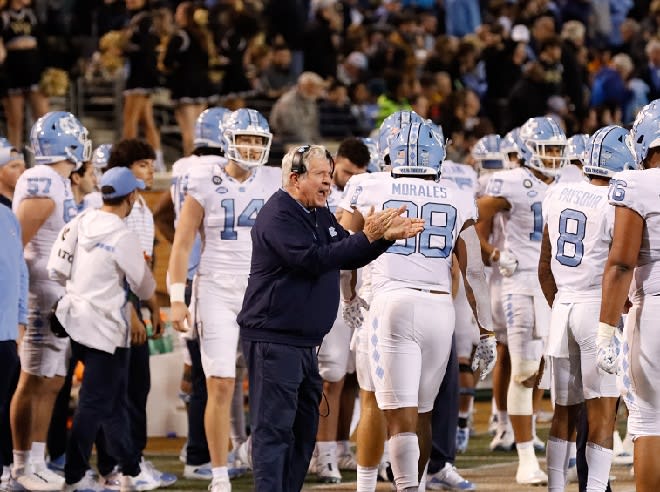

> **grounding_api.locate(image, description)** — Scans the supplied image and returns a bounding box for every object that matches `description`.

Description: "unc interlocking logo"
[328,226,337,237]
[59,114,87,145]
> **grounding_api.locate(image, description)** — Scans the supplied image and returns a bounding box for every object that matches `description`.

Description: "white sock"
[516,440,539,469]
[586,442,613,492]
[569,440,577,464]
[11,450,29,476]
[546,436,569,491]
[497,410,509,426]
[356,465,378,492]
[532,414,538,436]
[337,440,351,457]
[389,433,419,490]
[30,442,46,466]
[211,466,228,482]
[418,461,428,491]
[491,397,497,416]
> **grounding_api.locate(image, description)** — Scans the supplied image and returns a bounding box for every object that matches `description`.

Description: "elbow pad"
[460,225,493,332]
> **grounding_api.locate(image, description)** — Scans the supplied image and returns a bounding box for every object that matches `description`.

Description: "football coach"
[237,144,424,491]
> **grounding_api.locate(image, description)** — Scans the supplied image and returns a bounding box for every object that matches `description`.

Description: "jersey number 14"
[219,198,264,240]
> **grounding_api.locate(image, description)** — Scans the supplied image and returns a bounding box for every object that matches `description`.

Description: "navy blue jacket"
[238,189,393,347]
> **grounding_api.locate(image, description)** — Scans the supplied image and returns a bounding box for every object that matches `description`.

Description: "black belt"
[409,288,449,295]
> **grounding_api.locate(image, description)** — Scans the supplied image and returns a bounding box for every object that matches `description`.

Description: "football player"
[168,108,279,492]
[599,100,660,492]
[539,125,636,490]
[476,116,568,485]
[347,120,495,490]
[10,111,89,491]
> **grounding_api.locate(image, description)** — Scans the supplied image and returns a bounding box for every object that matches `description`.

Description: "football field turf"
[141,400,636,491]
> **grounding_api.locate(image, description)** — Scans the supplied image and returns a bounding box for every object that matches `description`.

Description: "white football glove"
[472,335,497,380]
[596,322,621,375]
[342,296,369,331]
[497,250,518,277]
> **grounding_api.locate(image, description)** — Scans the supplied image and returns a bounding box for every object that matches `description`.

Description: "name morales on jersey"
[557,187,603,208]
[391,182,447,199]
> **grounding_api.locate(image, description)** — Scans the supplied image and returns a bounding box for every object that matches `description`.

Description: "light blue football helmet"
[389,121,446,178]
[91,144,112,169]
[377,110,424,163]
[519,116,567,176]
[194,107,231,150]
[361,137,380,172]
[566,134,589,165]
[472,134,505,173]
[501,127,522,167]
[582,125,638,179]
[223,108,272,169]
[629,98,660,168]
[30,111,91,169]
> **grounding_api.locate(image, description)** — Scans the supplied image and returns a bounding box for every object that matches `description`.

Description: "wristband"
[169,283,186,304]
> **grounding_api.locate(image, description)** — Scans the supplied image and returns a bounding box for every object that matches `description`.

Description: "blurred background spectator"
[3,0,660,164]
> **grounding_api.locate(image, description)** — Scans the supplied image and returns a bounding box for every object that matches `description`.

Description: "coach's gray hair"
[282,145,330,187]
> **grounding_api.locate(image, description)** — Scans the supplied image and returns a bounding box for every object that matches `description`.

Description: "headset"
[291,145,335,175]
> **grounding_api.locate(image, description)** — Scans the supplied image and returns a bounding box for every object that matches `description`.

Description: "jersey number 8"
[555,208,586,267]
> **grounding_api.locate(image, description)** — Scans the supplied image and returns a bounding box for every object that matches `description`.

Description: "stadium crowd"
[3,1,660,492]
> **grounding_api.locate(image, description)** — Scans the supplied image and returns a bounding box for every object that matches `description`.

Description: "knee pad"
[510,356,539,385]
[507,379,533,415]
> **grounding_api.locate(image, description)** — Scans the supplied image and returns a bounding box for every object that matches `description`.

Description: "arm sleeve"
[15,217,28,325]
[263,208,392,275]
[115,231,156,300]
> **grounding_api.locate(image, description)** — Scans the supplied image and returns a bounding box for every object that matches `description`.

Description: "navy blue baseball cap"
[100,167,145,199]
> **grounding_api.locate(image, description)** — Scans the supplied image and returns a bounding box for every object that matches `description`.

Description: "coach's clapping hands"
[363,205,424,242]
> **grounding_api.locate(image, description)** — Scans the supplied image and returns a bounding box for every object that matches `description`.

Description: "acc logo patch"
[212,175,222,185]
[523,179,533,188]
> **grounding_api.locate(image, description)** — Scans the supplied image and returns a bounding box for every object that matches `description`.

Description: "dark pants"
[576,401,613,492]
[127,342,150,454]
[47,356,77,460]
[97,341,151,473]
[64,341,140,484]
[243,340,323,492]
[0,340,19,467]
[429,335,459,474]
[186,338,210,466]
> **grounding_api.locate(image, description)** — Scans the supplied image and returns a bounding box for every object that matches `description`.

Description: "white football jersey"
[187,163,280,276]
[13,165,77,281]
[485,167,550,272]
[556,164,585,184]
[440,160,479,197]
[610,168,660,298]
[351,175,477,294]
[543,180,612,301]
[171,155,224,225]
[338,172,387,213]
